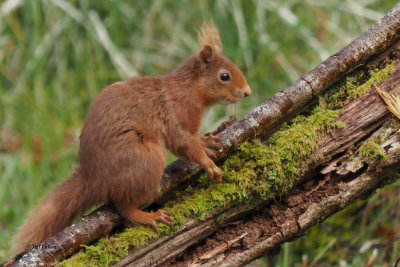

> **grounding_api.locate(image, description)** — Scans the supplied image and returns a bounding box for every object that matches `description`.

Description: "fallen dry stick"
[198,233,248,261]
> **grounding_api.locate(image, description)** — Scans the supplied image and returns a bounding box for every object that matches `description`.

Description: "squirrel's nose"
[243,84,251,97]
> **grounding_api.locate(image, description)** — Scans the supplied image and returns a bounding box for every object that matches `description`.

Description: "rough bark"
[3,2,400,267]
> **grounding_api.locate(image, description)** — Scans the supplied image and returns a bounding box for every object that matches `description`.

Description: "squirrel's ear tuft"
[197,20,222,54]
[198,44,214,63]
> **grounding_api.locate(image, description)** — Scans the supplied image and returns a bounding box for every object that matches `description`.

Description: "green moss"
[58,226,159,267]
[349,62,396,98]
[358,140,387,163]
[357,119,399,164]
[59,60,397,267]
[324,62,396,108]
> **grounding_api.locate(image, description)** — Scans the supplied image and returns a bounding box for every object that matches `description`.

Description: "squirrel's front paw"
[201,135,222,159]
[205,161,223,183]
[201,135,222,149]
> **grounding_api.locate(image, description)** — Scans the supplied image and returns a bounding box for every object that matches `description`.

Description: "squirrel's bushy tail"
[13,168,93,253]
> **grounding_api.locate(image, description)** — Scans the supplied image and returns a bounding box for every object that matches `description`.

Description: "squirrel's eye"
[220,73,230,81]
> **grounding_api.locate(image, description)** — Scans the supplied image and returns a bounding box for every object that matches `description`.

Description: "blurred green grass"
[0,0,398,264]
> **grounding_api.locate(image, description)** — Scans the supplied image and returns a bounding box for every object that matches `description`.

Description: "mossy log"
[112,59,400,267]
[3,3,400,267]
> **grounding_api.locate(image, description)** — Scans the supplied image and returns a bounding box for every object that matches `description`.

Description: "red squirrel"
[13,21,251,253]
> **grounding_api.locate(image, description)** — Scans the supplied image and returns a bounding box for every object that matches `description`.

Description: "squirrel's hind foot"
[119,205,173,233]
[149,210,173,233]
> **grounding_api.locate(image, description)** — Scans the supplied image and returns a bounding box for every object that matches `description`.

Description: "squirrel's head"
[195,20,251,106]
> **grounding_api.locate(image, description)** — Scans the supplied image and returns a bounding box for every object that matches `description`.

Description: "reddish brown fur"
[13,21,251,253]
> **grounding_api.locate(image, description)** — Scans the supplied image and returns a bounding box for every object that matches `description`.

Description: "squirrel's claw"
[150,221,160,233]
[204,148,218,159]
[149,209,173,233]
[157,210,173,226]
[201,135,222,150]
[205,164,223,183]
[201,135,222,160]
[214,171,223,183]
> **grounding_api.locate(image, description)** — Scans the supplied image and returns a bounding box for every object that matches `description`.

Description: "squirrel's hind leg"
[111,140,173,232]
[116,204,173,233]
